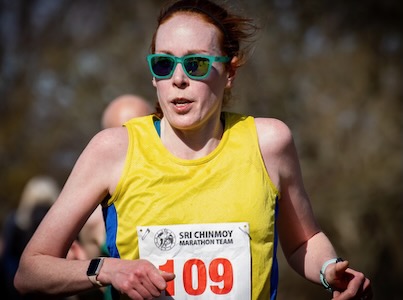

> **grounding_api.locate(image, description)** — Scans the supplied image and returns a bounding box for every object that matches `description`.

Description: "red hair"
[150,0,258,117]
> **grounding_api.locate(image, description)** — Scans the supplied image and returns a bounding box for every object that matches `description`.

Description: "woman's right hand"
[99,258,175,300]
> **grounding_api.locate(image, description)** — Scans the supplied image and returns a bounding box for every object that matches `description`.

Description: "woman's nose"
[171,63,189,88]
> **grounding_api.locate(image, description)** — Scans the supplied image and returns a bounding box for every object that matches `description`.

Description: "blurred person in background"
[101,94,154,129]
[0,175,60,299]
[14,1,372,299]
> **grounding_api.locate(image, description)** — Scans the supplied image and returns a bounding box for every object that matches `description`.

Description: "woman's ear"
[152,77,157,88]
[226,56,239,89]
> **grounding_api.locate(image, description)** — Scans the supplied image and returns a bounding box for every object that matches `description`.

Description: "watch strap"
[320,257,344,292]
[87,257,105,287]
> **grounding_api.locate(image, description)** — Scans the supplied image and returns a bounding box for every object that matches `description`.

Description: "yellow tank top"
[104,112,280,300]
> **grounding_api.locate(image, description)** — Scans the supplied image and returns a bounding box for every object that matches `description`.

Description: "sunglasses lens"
[184,57,210,77]
[151,56,175,77]
[149,55,219,79]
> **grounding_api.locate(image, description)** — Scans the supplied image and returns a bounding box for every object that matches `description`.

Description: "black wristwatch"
[87,257,105,287]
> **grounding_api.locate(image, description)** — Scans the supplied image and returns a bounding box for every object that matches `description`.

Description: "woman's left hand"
[326,260,373,300]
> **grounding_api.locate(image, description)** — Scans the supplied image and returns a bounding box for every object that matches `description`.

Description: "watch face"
[87,258,101,276]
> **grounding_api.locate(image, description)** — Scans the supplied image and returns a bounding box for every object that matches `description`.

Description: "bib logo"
[154,228,176,251]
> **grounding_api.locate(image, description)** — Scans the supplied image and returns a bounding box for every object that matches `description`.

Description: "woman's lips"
[171,98,193,113]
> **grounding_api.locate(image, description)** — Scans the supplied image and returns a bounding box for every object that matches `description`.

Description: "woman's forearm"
[14,254,94,296]
[286,231,338,284]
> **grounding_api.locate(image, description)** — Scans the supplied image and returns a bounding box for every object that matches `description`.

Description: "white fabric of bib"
[137,222,251,300]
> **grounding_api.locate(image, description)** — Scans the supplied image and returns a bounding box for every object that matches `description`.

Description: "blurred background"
[0,0,402,299]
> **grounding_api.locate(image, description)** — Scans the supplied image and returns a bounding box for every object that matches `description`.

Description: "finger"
[122,281,154,300]
[146,270,170,293]
[363,277,371,290]
[332,290,341,299]
[161,270,176,282]
[333,273,365,300]
[121,272,161,299]
[361,278,373,299]
[142,276,164,297]
[334,260,349,277]
[327,261,352,292]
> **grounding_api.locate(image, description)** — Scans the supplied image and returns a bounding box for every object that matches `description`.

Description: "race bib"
[137,222,251,300]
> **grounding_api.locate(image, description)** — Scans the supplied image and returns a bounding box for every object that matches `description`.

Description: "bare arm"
[256,118,330,279]
[14,128,124,295]
[14,127,174,299]
[255,118,371,299]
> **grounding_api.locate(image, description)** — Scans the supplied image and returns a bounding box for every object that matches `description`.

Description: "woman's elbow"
[14,261,37,295]
[14,268,29,295]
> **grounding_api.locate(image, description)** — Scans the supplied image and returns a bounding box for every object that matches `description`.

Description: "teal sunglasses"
[147,54,231,80]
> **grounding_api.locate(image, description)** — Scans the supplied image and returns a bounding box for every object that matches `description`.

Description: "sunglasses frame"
[147,53,231,80]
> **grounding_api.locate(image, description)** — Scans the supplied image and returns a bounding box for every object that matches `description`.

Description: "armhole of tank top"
[251,117,280,199]
[105,123,133,206]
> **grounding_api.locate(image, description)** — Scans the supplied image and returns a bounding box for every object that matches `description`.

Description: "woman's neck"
[160,115,224,160]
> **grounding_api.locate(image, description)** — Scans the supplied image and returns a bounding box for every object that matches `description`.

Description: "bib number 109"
[159,258,233,296]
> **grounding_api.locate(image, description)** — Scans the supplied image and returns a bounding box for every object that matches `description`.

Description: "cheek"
[154,81,169,101]
[210,66,230,91]
[209,76,228,99]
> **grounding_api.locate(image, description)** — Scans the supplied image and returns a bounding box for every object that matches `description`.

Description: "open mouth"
[172,98,192,107]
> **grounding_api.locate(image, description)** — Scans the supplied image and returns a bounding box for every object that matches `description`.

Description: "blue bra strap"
[154,118,161,137]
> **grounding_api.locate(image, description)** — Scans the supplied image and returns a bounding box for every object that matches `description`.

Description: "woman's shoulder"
[254,117,294,154]
[254,117,293,140]
[84,127,129,159]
